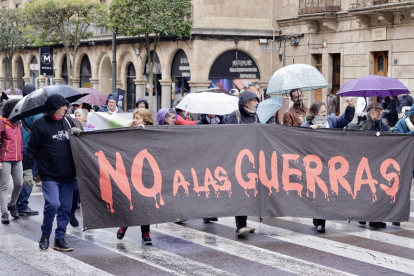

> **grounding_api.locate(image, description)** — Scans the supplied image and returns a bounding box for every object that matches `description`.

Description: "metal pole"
[112,33,117,96]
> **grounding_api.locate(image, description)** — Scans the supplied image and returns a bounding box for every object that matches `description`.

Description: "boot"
[54,239,73,252]
[39,234,50,251]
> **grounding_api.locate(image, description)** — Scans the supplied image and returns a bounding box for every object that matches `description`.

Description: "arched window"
[80,55,91,87]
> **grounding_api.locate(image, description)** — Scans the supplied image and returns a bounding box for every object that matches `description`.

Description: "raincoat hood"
[238,91,259,115]
[22,84,36,96]
[105,93,117,106]
[44,94,70,118]
[157,108,177,125]
[135,98,149,109]
[407,105,414,116]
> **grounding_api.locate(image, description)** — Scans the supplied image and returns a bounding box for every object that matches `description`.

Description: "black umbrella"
[8,85,89,121]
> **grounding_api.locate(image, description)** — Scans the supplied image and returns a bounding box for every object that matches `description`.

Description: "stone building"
[0,0,279,114]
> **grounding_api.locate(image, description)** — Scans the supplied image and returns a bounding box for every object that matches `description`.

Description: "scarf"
[206,116,220,124]
[51,115,64,121]
[81,121,90,128]
[244,107,256,115]
[313,115,329,128]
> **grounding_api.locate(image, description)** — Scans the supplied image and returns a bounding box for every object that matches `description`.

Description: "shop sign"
[39,47,54,75]
[209,50,260,79]
[372,28,387,41]
[171,50,191,78]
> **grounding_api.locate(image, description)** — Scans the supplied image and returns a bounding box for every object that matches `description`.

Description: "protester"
[227,91,258,236]
[394,105,414,134]
[81,103,93,112]
[359,102,390,132]
[74,109,95,130]
[157,108,177,126]
[358,102,389,228]
[301,98,355,233]
[174,97,196,125]
[24,94,81,251]
[16,85,42,216]
[135,98,149,109]
[396,94,414,114]
[356,97,370,124]
[69,99,82,114]
[98,93,123,114]
[382,96,398,126]
[326,88,339,117]
[117,108,154,244]
[0,100,24,224]
[283,89,308,126]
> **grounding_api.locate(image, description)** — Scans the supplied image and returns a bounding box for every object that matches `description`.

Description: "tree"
[24,0,108,86]
[109,0,192,109]
[0,8,29,94]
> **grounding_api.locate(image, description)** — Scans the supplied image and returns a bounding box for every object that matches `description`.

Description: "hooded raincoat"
[227,91,261,124]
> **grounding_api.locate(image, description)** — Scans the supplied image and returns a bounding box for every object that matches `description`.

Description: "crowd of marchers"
[1,84,414,252]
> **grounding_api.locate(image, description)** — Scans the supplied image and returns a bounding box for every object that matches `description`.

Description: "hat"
[366,102,382,113]
[71,99,82,106]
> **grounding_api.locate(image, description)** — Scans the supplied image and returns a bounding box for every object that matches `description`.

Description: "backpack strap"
[236,110,241,124]
[22,119,31,133]
[64,116,73,130]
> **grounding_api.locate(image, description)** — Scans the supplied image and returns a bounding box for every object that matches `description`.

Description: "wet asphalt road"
[1,183,414,276]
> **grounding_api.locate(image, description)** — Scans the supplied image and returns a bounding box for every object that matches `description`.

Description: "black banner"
[209,50,260,79]
[70,125,414,230]
[39,47,54,76]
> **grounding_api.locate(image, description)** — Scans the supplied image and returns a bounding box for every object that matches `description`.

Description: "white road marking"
[152,222,356,276]
[0,234,113,276]
[278,217,414,249]
[215,218,414,275]
[67,228,235,276]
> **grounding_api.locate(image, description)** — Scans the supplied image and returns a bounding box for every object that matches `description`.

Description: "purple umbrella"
[337,75,409,97]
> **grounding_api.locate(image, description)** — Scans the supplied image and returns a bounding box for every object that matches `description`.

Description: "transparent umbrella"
[256,96,284,124]
[8,85,89,121]
[267,64,328,95]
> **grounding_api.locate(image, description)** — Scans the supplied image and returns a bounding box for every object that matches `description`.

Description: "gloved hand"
[70,127,82,136]
[23,169,35,189]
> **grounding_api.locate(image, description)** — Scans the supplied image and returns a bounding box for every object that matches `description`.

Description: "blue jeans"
[41,180,74,239]
[17,160,38,212]
[328,113,336,117]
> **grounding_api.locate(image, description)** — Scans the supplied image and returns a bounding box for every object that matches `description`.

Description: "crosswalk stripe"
[152,222,356,276]
[278,217,414,249]
[215,218,414,275]
[67,228,235,276]
[0,234,113,276]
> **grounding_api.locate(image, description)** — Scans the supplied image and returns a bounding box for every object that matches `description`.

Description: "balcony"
[350,0,407,9]
[299,0,341,15]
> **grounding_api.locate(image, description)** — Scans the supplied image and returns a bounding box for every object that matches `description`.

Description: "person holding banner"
[301,98,355,233]
[98,93,123,114]
[74,109,95,130]
[117,108,154,244]
[157,108,177,126]
[174,97,197,126]
[227,91,259,236]
[24,94,82,252]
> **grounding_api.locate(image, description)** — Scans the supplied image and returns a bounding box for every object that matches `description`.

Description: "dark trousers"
[71,179,80,217]
[313,219,325,226]
[41,181,74,239]
[141,225,150,233]
[235,216,247,230]
[17,160,38,211]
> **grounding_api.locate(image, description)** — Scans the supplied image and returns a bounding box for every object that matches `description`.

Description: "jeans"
[41,180,74,239]
[17,160,38,211]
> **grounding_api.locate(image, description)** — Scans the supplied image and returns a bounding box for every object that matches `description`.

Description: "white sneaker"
[248,227,256,233]
[236,227,251,237]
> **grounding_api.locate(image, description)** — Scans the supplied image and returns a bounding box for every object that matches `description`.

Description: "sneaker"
[7,204,19,219]
[392,222,401,226]
[175,219,187,224]
[70,215,79,227]
[39,234,50,251]
[357,221,366,225]
[53,239,73,252]
[248,227,256,233]
[236,227,251,237]
[210,217,218,221]
[368,222,386,228]
[117,227,128,239]
[1,212,9,224]
[203,218,211,223]
[142,232,152,245]
[18,208,39,216]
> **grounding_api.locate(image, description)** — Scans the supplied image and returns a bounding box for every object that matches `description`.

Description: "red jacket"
[0,118,23,162]
[176,115,197,125]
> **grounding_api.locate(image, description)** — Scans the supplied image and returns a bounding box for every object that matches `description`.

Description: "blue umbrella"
[256,96,284,124]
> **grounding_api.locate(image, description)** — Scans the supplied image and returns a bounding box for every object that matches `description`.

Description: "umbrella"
[198,87,228,94]
[175,92,238,115]
[3,88,23,95]
[8,85,89,121]
[336,75,409,97]
[256,96,284,124]
[267,64,328,95]
[79,88,108,106]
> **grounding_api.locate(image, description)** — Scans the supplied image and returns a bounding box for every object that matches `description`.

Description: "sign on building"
[372,28,387,41]
[39,47,54,76]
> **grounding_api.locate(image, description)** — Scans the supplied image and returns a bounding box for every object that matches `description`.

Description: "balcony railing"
[350,0,406,9]
[299,0,341,15]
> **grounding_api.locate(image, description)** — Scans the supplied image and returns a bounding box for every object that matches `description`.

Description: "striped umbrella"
[80,88,108,106]
[267,64,328,95]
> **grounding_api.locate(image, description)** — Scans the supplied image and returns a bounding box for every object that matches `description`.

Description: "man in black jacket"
[227,91,260,236]
[24,94,81,252]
